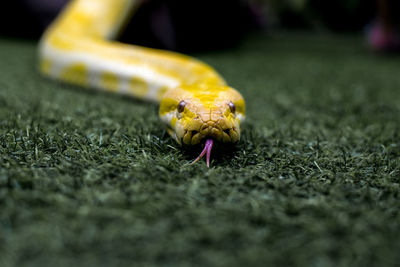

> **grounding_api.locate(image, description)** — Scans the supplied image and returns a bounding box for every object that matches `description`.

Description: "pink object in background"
[368,22,400,51]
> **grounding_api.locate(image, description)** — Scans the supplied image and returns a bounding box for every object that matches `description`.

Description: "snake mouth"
[184,126,239,167]
[182,126,239,146]
[179,120,240,167]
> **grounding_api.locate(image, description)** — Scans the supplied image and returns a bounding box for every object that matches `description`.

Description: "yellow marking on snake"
[101,72,119,92]
[40,58,52,74]
[129,77,149,97]
[39,0,246,167]
[60,63,88,86]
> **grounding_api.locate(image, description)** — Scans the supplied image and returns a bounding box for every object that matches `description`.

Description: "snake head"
[159,84,245,146]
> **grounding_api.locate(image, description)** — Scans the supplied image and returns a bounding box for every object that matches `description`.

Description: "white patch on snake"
[40,41,179,101]
[119,76,130,94]
[236,114,245,123]
[160,111,174,125]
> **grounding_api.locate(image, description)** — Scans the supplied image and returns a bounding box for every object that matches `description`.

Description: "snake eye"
[177,100,186,113]
[228,101,236,113]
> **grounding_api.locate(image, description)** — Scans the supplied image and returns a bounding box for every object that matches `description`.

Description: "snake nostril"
[223,129,230,135]
[192,130,199,135]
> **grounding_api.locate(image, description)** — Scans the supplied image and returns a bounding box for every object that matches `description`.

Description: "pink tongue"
[191,139,214,167]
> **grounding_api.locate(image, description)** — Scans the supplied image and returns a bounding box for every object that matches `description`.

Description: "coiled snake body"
[39,0,246,166]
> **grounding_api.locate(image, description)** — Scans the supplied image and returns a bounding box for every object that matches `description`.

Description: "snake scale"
[39,0,246,167]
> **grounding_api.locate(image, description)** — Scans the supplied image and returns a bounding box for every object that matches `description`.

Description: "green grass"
[1,33,400,267]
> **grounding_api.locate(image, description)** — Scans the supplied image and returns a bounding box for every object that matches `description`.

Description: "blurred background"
[0,0,399,52]
[1,2,400,266]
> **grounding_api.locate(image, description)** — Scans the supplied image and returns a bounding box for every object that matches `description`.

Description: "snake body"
[39,0,246,166]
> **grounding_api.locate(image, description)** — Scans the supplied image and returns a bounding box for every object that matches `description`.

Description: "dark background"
[0,0,380,52]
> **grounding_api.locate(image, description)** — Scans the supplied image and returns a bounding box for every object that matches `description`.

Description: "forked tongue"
[191,138,214,167]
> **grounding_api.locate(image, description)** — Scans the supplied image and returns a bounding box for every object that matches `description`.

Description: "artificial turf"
[0,33,400,267]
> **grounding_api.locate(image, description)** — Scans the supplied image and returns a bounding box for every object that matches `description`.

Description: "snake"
[38,0,246,167]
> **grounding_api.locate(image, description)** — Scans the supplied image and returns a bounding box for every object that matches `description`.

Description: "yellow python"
[39,0,246,167]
